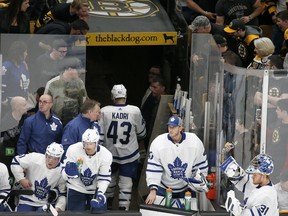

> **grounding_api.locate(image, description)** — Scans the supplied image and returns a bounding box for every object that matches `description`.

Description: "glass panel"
[0,34,86,176]
[0,34,87,131]
[189,33,222,171]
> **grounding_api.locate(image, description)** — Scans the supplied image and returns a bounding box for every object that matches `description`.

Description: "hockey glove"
[220,156,245,181]
[47,189,58,203]
[90,191,107,210]
[65,162,79,179]
[183,169,208,193]
[225,190,243,216]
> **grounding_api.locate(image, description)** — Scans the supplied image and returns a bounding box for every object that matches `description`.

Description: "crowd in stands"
[1,0,288,213]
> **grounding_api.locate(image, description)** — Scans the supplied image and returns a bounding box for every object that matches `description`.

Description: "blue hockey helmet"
[246,154,274,175]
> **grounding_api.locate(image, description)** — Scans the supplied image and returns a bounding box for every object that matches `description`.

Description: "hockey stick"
[90,187,98,213]
[43,204,58,216]
[1,189,33,205]
[1,189,33,212]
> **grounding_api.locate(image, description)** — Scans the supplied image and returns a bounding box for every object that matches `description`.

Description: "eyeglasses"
[39,100,51,105]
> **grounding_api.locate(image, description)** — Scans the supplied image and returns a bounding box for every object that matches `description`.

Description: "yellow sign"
[86,32,177,46]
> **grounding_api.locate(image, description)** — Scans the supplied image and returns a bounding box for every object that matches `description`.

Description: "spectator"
[141,75,166,150]
[61,99,101,152]
[0,0,30,33]
[100,84,146,210]
[275,171,288,211]
[44,57,88,126]
[17,94,63,155]
[0,162,11,212]
[31,38,68,91]
[254,55,287,126]
[35,0,89,31]
[62,129,112,212]
[215,0,262,26]
[272,0,286,55]
[247,37,275,69]
[188,15,225,35]
[180,0,217,24]
[258,0,276,25]
[1,96,28,132]
[0,97,29,178]
[221,154,278,215]
[27,87,45,114]
[213,34,228,54]
[276,10,288,66]
[224,19,262,67]
[266,99,288,183]
[11,143,66,212]
[1,41,30,103]
[145,116,208,206]
[35,19,89,35]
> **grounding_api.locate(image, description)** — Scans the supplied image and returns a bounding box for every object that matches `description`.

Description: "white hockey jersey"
[146,132,208,193]
[100,104,146,164]
[62,142,112,194]
[0,163,10,203]
[233,174,279,215]
[11,153,66,210]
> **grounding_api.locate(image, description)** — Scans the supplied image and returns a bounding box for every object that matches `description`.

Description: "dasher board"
[76,0,177,46]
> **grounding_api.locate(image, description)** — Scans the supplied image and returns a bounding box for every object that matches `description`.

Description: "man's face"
[77,5,89,20]
[148,67,160,83]
[53,46,68,60]
[150,82,165,97]
[83,142,97,156]
[276,18,288,32]
[63,68,79,81]
[21,0,29,12]
[252,173,264,185]
[46,155,60,169]
[38,95,53,113]
[168,125,182,140]
[88,105,101,121]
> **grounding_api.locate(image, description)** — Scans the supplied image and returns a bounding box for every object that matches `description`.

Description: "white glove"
[220,156,245,181]
[225,190,243,216]
[183,169,208,193]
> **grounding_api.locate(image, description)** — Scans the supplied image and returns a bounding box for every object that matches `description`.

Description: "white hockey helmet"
[111,84,127,100]
[82,128,100,143]
[246,154,274,175]
[46,142,64,158]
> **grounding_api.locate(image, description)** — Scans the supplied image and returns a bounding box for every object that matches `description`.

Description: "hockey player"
[62,128,112,211]
[99,84,146,210]
[11,142,66,212]
[0,162,11,212]
[145,116,208,206]
[221,154,279,216]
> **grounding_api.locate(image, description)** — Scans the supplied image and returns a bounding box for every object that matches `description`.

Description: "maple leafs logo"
[80,168,97,186]
[50,122,58,131]
[168,157,188,179]
[34,177,51,200]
